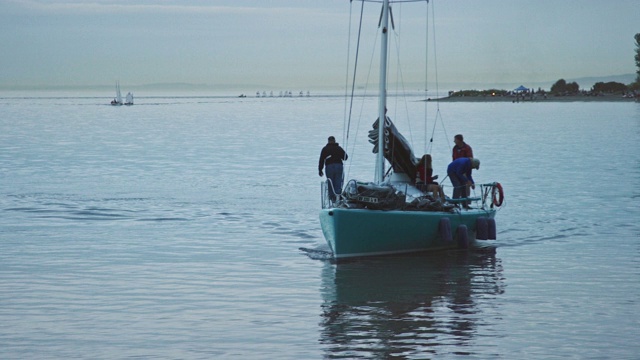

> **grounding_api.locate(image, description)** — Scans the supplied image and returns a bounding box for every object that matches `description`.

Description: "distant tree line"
[633,32,640,91]
[549,78,633,95]
[550,79,579,95]
[549,78,635,96]
[592,81,629,94]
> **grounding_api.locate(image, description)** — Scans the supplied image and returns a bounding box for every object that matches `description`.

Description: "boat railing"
[320,179,338,209]
[479,182,503,209]
[322,180,503,211]
[441,182,502,210]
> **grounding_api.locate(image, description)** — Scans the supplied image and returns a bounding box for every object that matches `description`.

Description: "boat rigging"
[319,0,504,260]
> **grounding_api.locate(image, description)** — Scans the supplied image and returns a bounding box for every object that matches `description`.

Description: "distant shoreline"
[432,94,639,103]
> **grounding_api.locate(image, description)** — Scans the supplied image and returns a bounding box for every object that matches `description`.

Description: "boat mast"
[375,0,390,184]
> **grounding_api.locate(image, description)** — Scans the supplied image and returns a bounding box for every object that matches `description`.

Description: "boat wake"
[299,246,334,261]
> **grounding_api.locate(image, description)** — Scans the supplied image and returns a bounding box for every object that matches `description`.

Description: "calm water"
[1,95,639,359]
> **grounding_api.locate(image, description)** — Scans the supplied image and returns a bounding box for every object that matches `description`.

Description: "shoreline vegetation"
[434,93,639,102]
[434,78,640,102]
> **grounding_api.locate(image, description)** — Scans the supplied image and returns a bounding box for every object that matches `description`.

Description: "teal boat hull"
[319,207,496,259]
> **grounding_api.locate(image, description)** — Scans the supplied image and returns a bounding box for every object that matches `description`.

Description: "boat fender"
[457,225,469,249]
[487,218,497,240]
[476,217,488,240]
[492,182,504,207]
[439,218,452,242]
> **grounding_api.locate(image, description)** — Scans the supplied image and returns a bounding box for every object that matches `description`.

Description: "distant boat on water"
[124,92,134,105]
[110,82,123,106]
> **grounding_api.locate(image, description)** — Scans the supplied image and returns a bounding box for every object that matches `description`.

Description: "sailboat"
[319,0,503,260]
[124,92,134,106]
[110,82,123,106]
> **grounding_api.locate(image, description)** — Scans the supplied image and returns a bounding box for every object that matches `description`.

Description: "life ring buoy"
[492,183,504,207]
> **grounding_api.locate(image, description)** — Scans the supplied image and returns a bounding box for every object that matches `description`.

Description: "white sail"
[111,81,123,105]
[116,82,122,104]
[125,92,134,105]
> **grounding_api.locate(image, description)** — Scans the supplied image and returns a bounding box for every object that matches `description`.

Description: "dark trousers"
[448,172,465,200]
[326,163,344,200]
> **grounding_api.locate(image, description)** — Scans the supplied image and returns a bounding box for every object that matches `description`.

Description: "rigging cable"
[343,0,367,182]
[345,1,383,182]
[343,1,353,146]
[391,3,416,150]
[423,0,430,155]
[345,0,366,151]
[426,0,451,155]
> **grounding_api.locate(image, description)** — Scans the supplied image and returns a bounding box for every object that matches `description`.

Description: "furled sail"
[368,117,418,180]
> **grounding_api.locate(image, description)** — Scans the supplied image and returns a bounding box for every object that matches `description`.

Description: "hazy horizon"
[1,1,638,93]
[1,73,635,96]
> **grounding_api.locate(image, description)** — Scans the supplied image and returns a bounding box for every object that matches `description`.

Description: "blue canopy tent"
[513,85,531,102]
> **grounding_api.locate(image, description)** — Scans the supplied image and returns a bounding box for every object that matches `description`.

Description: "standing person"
[318,136,348,201]
[452,134,474,200]
[447,157,480,208]
[452,134,473,160]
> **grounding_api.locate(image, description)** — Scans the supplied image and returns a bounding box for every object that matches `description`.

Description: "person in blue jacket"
[447,157,480,206]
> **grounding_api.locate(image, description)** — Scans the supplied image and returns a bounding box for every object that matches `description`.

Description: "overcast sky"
[0,0,638,92]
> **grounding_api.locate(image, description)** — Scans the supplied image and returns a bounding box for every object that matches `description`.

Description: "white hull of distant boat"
[319,0,503,260]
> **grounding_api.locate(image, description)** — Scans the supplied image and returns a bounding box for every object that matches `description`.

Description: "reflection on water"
[320,249,505,358]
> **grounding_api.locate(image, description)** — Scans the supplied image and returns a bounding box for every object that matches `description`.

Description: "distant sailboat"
[110,82,123,106]
[124,92,134,105]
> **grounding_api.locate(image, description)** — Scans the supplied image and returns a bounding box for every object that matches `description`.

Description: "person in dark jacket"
[452,134,473,160]
[318,136,348,201]
[452,134,474,200]
[447,157,480,207]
